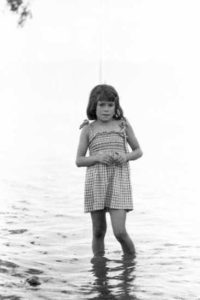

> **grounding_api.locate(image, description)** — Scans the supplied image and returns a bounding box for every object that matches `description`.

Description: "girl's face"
[96,100,115,122]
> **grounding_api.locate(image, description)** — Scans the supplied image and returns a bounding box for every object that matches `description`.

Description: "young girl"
[76,84,143,257]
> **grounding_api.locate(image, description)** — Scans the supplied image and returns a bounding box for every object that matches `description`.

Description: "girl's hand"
[97,153,113,165]
[112,152,127,165]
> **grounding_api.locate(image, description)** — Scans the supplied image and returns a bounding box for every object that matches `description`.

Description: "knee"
[93,226,106,239]
[114,230,128,242]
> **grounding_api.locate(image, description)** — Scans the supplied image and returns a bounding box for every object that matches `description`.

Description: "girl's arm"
[76,125,97,167]
[125,119,143,161]
[76,125,113,167]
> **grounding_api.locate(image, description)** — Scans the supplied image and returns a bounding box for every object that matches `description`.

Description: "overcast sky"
[0,0,199,189]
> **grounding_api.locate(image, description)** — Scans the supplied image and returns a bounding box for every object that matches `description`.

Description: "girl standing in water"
[76,84,143,257]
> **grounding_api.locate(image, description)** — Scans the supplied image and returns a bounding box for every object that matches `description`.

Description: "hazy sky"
[0,0,199,188]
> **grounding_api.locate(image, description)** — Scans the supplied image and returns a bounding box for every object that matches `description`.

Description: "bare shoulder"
[123,118,135,135]
[124,118,132,127]
[124,118,141,150]
[77,123,90,156]
[80,123,90,138]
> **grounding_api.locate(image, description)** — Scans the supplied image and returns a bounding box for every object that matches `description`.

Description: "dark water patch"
[1,228,9,232]
[30,241,36,245]
[192,257,200,261]
[0,267,8,274]
[151,291,165,297]
[25,268,43,275]
[60,279,68,284]
[69,258,79,263]
[61,290,73,294]
[56,232,68,238]
[11,272,25,278]
[55,214,65,217]
[61,235,67,238]
[0,296,22,300]
[5,222,16,225]
[19,200,30,204]
[21,207,29,212]
[163,243,177,247]
[0,260,19,269]
[26,275,41,286]
[8,229,28,235]
[30,240,41,246]
[153,247,163,252]
[10,206,29,212]
[19,244,27,248]
[39,251,48,255]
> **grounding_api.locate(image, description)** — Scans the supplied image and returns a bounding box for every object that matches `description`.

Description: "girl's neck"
[96,118,115,126]
[93,119,120,132]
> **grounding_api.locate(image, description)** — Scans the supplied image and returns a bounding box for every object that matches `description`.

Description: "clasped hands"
[97,151,127,166]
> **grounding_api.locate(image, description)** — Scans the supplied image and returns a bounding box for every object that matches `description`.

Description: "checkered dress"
[84,121,133,213]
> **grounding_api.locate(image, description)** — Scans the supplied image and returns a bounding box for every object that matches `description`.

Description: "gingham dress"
[84,120,133,213]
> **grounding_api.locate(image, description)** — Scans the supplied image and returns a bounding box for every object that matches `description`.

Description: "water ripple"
[1,160,200,300]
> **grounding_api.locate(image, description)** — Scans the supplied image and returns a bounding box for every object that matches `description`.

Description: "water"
[1,151,200,300]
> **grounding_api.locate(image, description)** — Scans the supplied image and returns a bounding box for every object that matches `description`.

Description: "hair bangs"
[97,89,116,103]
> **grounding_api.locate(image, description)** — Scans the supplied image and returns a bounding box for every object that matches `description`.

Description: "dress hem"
[84,206,133,213]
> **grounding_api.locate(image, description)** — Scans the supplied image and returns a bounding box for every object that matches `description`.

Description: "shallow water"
[1,155,200,300]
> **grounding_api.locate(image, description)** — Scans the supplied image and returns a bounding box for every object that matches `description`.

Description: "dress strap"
[119,118,127,130]
[79,119,89,129]
[119,118,129,153]
[79,119,94,143]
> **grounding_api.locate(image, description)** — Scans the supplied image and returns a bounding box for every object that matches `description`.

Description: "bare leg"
[91,210,107,256]
[109,209,135,256]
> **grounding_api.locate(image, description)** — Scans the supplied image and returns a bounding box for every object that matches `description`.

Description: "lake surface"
[0,150,200,300]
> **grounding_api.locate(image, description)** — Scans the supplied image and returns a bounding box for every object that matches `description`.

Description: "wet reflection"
[89,254,140,300]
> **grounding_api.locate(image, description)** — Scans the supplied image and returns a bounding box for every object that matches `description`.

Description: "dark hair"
[86,84,124,120]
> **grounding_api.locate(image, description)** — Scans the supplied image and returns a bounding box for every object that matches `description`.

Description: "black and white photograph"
[0,1,200,299]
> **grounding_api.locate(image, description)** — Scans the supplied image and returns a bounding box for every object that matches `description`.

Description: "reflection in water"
[88,254,139,300]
